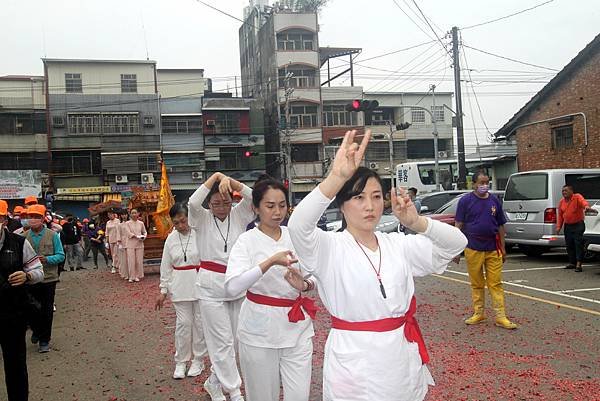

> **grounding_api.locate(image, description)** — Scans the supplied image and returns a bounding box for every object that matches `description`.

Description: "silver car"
[503,169,600,257]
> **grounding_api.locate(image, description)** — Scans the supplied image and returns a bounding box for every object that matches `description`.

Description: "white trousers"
[239,338,313,401]
[199,298,243,395]
[109,242,118,267]
[173,301,208,364]
[118,247,128,278]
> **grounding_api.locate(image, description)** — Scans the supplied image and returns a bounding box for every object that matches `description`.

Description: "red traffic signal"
[244,150,259,157]
[345,99,380,112]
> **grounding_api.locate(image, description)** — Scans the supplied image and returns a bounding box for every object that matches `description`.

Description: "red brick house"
[494,33,600,171]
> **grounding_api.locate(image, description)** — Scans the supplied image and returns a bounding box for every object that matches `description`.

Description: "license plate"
[515,212,528,221]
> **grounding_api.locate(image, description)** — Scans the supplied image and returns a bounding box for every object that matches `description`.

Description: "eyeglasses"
[209,202,232,209]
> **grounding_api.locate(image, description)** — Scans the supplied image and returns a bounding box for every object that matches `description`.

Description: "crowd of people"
[6,129,594,401]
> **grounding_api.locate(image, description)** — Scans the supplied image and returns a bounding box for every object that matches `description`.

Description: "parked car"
[584,201,600,260]
[376,214,400,233]
[416,190,470,215]
[428,191,505,226]
[502,169,600,257]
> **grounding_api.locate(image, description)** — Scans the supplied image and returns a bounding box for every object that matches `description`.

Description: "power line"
[194,0,254,28]
[358,40,437,63]
[461,0,555,30]
[391,0,437,42]
[462,44,560,71]
[410,0,452,57]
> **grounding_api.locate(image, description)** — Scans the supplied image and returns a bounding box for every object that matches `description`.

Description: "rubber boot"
[465,288,487,325]
[490,289,517,329]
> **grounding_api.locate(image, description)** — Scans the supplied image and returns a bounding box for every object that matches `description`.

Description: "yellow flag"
[153,161,175,239]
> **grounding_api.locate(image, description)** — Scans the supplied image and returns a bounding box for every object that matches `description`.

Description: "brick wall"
[515,49,600,171]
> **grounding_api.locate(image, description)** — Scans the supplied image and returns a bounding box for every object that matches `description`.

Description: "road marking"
[502,265,596,272]
[560,287,600,293]
[433,274,600,317]
[445,269,600,305]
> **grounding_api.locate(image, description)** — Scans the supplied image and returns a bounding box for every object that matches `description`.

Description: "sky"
[2,0,598,150]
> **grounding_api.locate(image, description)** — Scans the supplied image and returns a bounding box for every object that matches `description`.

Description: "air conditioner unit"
[52,116,65,128]
[115,175,128,184]
[206,119,216,126]
[438,151,448,158]
[191,171,203,180]
[141,173,155,184]
[368,162,379,170]
[143,116,154,127]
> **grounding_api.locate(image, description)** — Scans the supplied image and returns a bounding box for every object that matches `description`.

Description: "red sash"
[173,265,201,272]
[200,261,227,274]
[331,296,429,364]
[246,291,318,323]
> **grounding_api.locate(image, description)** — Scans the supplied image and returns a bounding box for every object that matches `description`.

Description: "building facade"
[494,33,600,171]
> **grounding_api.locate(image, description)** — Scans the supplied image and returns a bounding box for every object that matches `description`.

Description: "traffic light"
[396,122,411,130]
[244,150,259,157]
[345,99,380,112]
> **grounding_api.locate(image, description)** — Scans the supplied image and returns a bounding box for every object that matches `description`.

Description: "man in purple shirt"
[455,171,517,330]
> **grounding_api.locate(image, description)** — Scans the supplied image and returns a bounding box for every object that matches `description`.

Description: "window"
[431,105,444,122]
[52,116,65,127]
[282,104,318,128]
[214,112,241,134]
[551,125,573,149]
[121,74,137,93]
[205,148,251,171]
[138,155,158,171]
[65,73,82,93]
[411,108,426,123]
[278,68,317,88]
[504,173,548,201]
[52,151,101,176]
[0,112,46,134]
[67,113,140,134]
[0,153,48,171]
[162,116,202,134]
[276,30,315,51]
[365,108,394,126]
[565,174,600,200]
[292,144,320,162]
[322,105,357,126]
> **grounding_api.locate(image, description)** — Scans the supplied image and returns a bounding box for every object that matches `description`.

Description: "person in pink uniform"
[124,209,146,283]
[105,210,120,274]
[117,210,129,280]
[188,172,255,401]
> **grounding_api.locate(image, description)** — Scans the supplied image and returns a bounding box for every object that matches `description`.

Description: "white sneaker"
[230,396,245,401]
[111,267,117,274]
[173,363,186,379]
[187,360,204,377]
[203,377,225,401]
[133,278,140,282]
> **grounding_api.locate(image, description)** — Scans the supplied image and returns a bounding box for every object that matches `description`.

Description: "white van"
[503,169,600,257]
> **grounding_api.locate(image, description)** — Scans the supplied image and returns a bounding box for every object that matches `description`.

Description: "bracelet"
[302,279,314,292]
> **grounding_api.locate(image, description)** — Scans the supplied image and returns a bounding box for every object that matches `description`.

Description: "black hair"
[472,170,489,184]
[203,180,233,208]
[169,202,188,219]
[563,184,574,190]
[337,167,383,230]
[252,178,289,209]
[408,187,418,196]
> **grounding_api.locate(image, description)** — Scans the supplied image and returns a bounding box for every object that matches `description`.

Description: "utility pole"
[283,70,294,204]
[387,121,395,191]
[430,84,440,191]
[452,26,467,189]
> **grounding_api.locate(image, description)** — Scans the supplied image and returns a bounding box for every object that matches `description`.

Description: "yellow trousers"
[464,248,508,318]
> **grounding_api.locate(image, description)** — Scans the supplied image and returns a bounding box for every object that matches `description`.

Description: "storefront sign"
[57,186,112,195]
[0,170,42,199]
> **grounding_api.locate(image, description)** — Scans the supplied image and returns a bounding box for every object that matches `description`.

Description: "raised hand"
[330,129,371,181]
[219,177,233,201]
[391,187,420,229]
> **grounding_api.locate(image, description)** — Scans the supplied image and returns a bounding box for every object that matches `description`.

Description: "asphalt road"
[1,251,599,401]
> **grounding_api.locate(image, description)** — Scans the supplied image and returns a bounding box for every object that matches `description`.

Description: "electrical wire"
[409,0,452,57]
[461,0,555,30]
[462,44,559,71]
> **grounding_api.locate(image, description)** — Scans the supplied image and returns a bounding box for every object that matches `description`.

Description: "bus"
[395,157,510,194]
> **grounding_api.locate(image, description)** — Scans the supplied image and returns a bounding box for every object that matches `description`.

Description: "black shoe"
[575,266,583,272]
[31,334,39,344]
[564,264,576,269]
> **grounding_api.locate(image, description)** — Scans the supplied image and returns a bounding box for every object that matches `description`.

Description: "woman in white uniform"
[155,203,208,380]
[225,178,317,401]
[188,172,255,401]
[288,130,468,401]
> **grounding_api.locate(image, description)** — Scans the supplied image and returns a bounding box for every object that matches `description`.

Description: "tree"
[284,0,329,13]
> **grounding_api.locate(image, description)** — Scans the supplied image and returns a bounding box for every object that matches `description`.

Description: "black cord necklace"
[354,237,386,299]
[178,230,192,262]
[213,215,231,253]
